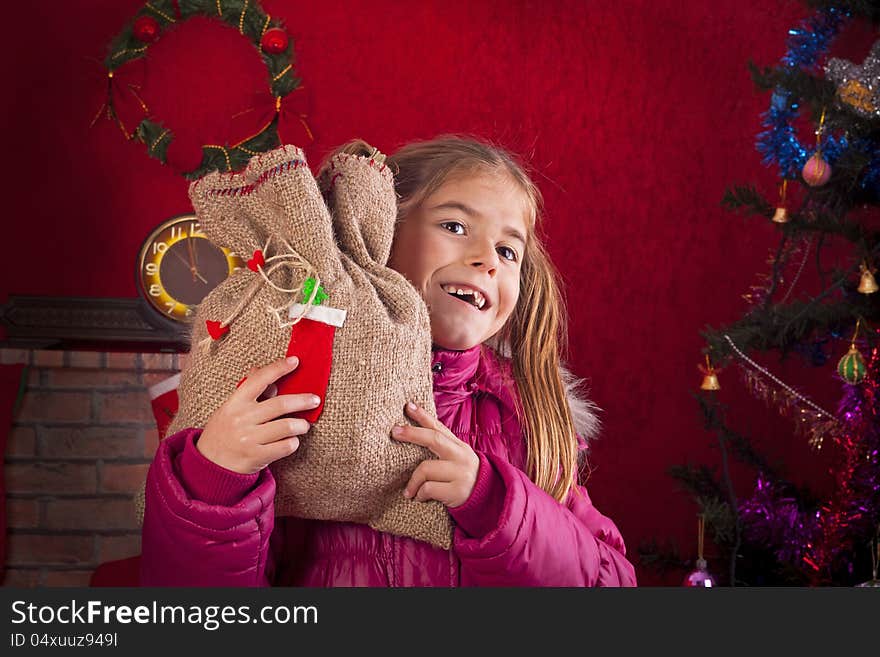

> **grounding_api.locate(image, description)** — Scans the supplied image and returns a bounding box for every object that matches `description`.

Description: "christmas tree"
[643,0,880,586]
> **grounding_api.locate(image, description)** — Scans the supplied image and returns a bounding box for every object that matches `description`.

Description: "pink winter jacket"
[140,345,637,587]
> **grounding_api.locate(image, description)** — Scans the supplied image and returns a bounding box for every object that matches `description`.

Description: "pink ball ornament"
[802,153,832,187]
[682,558,717,587]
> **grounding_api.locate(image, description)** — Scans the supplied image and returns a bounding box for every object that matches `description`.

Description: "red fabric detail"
[164,133,204,174]
[202,159,303,198]
[275,89,315,144]
[247,249,265,272]
[150,388,179,441]
[326,172,342,191]
[91,373,180,586]
[0,364,25,584]
[205,320,229,340]
[226,87,314,148]
[96,57,148,137]
[90,555,141,587]
[275,317,335,424]
[236,376,247,388]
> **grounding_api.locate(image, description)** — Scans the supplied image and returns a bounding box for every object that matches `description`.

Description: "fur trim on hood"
[560,363,602,446]
[487,338,601,447]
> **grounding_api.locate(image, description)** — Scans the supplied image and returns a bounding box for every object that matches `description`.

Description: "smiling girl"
[140,135,636,587]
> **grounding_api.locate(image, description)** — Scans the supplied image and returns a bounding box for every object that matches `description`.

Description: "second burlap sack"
[165,143,453,548]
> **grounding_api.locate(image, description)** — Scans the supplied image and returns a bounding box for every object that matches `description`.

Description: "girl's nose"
[468,239,500,277]
[469,254,498,278]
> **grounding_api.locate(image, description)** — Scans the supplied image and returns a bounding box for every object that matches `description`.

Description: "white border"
[148,373,181,399]
[287,304,347,328]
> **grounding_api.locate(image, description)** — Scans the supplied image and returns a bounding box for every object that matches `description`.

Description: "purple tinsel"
[740,338,880,582]
[805,341,880,579]
[740,473,819,565]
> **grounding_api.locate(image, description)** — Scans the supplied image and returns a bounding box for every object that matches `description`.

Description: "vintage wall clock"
[136,215,244,323]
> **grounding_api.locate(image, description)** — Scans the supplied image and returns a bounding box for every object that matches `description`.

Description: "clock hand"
[169,246,194,271]
[185,238,198,282]
[168,246,209,284]
[185,240,211,285]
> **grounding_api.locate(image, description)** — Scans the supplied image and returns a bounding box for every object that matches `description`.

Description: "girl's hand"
[391,402,479,508]
[197,356,321,475]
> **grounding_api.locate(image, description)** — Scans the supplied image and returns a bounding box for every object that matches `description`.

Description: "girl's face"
[388,170,529,351]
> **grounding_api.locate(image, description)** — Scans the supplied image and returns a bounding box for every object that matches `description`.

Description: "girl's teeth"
[443,284,486,309]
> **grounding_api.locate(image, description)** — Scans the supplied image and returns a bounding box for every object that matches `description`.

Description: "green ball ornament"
[837,344,866,384]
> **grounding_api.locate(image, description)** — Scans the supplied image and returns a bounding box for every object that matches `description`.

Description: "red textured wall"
[2,0,875,585]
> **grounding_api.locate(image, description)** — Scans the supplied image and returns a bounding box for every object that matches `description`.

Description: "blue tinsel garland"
[756,5,879,195]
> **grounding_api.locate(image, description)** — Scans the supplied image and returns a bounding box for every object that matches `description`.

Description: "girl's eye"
[440,221,465,235]
[497,246,518,262]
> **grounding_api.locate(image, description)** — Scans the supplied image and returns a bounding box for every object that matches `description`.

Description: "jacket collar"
[431,343,602,445]
[431,343,518,412]
[430,344,482,394]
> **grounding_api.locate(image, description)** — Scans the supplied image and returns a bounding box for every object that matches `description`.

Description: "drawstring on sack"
[199,233,321,350]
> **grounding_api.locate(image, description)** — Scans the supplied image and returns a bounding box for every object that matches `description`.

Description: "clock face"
[137,215,244,323]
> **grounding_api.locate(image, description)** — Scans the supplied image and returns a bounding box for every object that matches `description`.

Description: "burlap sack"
[161,143,453,549]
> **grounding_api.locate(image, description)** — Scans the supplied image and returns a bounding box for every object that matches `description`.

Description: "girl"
[140,136,636,587]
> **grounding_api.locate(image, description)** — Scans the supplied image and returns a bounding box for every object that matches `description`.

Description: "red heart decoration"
[247,249,265,272]
[206,320,229,340]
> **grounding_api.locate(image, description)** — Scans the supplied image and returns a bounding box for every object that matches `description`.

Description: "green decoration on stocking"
[302,277,328,305]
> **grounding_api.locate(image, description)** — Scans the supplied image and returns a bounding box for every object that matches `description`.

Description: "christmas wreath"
[100,0,310,179]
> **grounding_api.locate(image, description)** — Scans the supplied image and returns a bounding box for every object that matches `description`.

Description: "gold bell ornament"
[698,354,721,391]
[858,261,878,295]
[772,179,789,224]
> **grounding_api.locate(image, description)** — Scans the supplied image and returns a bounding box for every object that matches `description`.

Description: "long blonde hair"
[319,136,580,502]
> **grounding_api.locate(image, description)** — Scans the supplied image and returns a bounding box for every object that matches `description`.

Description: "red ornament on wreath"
[133,15,160,43]
[261,27,289,54]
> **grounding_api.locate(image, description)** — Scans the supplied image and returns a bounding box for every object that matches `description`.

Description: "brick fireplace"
[1,348,183,587]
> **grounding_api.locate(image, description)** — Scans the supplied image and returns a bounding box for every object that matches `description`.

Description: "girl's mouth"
[441,284,488,310]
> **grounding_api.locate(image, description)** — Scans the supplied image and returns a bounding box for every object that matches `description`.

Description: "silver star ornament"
[824,39,880,119]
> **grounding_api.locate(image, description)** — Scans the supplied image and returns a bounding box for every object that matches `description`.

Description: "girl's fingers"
[404,402,459,442]
[391,424,453,459]
[236,356,299,402]
[412,480,455,505]
[403,459,458,499]
[247,393,321,426]
[257,436,302,466]
[404,401,437,428]
[256,383,278,402]
[247,416,311,446]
